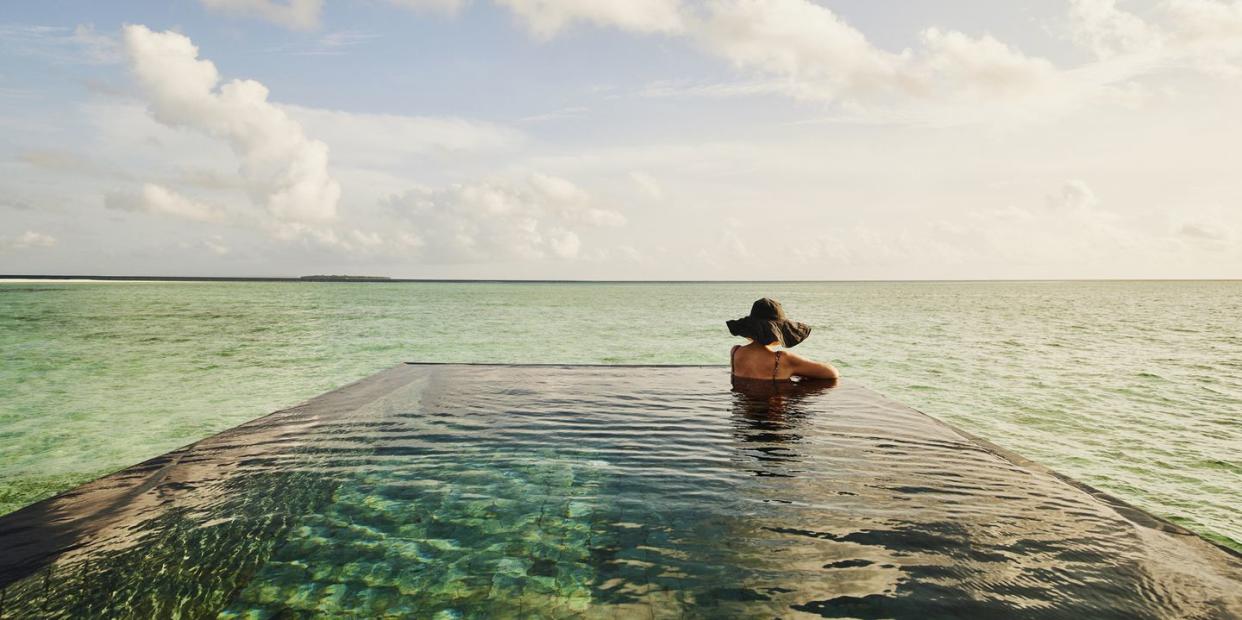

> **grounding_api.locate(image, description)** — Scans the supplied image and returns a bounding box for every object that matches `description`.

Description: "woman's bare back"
[730,343,839,381]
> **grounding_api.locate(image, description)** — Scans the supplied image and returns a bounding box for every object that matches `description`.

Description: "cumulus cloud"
[185,0,1242,118]
[384,173,624,262]
[696,0,1059,105]
[1068,0,1162,58]
[121,25,341,225]
[696,0,898,99]
[1069,0,1242,76]
[485,0,1238,118]
[2,231,57,251]
[105,183,225,222]
[492,0,686,37]
[189,0,1242,115]
[918,29,1061,98]
[197,0,324,30]
[384,0,1058,108]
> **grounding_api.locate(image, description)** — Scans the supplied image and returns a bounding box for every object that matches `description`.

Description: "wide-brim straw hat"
[726,298,811,348]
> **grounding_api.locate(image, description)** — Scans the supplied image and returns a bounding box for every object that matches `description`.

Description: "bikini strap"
[773,350,783,380]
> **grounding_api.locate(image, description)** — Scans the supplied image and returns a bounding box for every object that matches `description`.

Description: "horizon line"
[3,274,1240,284]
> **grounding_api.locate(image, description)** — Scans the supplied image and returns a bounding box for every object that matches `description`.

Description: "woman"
[727,298,839,382]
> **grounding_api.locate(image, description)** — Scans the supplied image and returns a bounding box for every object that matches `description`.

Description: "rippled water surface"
[2,365,1238,618]
[0,280,1239,554]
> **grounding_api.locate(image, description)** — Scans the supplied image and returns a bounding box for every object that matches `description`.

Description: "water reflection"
[730,378,837,475]
[731,376,838,419]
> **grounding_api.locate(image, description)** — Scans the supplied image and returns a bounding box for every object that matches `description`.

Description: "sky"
[0,0,1240,280]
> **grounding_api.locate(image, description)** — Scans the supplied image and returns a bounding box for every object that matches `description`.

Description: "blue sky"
[1,0,1240,279]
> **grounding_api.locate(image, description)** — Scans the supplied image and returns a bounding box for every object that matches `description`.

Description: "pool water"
[1,365,1238,618]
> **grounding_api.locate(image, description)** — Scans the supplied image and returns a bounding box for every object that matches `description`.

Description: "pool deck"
[1,363,1239,618]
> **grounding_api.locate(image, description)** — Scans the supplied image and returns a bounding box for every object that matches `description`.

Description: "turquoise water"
[4,366,1239,618]
[0,280,1239,552]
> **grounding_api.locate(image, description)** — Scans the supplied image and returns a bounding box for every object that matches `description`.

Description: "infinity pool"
[1,364,1238,618]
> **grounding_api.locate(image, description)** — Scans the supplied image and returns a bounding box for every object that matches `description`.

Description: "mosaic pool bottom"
[1,364,1239,619]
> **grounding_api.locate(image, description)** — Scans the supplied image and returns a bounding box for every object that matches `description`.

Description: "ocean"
[0,280,1238,551]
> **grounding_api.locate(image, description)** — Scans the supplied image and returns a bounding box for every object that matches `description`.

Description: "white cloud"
[383,173,624,262]
[695,0,1059,105]
[696,0,897,100]
[182,0,1236,120]
[105,183,225,222]
[493,0,1236,122]
[2,231,57,251]
[8,5,1241,279]
[1165,0,1242,43]
[1068,0,1162,59]
[916,28,1060,99]
[1068,0,1242,75]
[121,25,341,225]
[493,0,686,38]
[198,0,324,30]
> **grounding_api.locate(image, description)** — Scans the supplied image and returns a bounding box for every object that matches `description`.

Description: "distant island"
[299,275,393,282]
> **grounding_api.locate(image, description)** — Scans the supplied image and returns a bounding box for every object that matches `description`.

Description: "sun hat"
[726,298,811,348]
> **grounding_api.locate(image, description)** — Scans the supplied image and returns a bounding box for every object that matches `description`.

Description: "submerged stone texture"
[0,364,1239,618]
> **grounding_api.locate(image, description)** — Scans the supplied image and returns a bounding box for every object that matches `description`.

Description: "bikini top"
[730,345,785,382]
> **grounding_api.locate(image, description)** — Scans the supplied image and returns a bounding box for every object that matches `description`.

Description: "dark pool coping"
[1,362,1237,590]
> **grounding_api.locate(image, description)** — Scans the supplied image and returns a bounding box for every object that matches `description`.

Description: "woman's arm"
[784,351,840,380]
